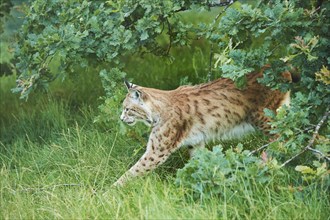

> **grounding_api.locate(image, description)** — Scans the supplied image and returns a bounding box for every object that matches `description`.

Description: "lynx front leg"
[113,148,172,187]
[113,121,187,187]
[113,128,178,186]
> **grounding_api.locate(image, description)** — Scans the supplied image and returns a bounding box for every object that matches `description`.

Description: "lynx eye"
[125,108,129,112]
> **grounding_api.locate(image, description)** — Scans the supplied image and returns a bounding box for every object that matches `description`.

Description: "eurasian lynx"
[114,67,291,186]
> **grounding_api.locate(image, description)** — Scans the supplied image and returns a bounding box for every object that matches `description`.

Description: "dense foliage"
[13,0,216,98]
[5,0,330,194]
[176,146,280,199]
[177,145,329,199]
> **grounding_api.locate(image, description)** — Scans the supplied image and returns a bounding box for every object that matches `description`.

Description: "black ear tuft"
[124,80,132,90]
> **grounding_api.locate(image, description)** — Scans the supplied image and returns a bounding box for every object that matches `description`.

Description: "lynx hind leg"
[251,93,291,137]
[250,108,273,135]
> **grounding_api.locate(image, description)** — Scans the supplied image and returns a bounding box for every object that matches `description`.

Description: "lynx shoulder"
[114,69,292,186]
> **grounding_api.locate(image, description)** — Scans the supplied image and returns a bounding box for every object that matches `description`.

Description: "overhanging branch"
[174,0,235,13]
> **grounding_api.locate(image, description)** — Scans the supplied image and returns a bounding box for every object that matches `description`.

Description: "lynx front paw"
[112,180,123,187]
[112,176,126,187]
[112,171,133,187]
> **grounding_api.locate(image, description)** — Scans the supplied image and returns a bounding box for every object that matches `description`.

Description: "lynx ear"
[124,80,142,100]
[130,89,142,100]
[124,80,133,90]
[124,80,138,91]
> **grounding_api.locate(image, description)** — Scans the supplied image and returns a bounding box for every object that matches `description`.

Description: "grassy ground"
[1,68,329,220]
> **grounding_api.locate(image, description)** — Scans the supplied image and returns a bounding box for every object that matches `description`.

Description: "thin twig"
[174,1,235,13]
[207,0,235,81]
[280,108,330,168]
[214,0,235,22]
[207,43,214,82]
[306,146,330,160]
[166,18,172,55]
[248,140,276,156]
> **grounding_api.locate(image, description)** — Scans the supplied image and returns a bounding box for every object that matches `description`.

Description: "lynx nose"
[120,113,125,121]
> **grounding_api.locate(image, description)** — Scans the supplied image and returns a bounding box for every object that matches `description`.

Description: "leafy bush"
[176,145,329,199]
[12,0,214,99]
[176,145,278,199]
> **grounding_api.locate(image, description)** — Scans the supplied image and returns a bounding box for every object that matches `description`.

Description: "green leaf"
[140,31,149,41]
[295,166,316,174]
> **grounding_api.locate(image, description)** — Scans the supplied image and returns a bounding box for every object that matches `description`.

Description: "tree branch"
[280,108,330,168]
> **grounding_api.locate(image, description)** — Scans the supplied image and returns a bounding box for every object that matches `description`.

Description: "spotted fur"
[114,67,292,186]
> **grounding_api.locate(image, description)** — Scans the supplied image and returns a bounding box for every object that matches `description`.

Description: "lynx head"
[120,81,153,126]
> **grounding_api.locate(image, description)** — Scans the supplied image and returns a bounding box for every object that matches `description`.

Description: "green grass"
[1,74,329,219]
